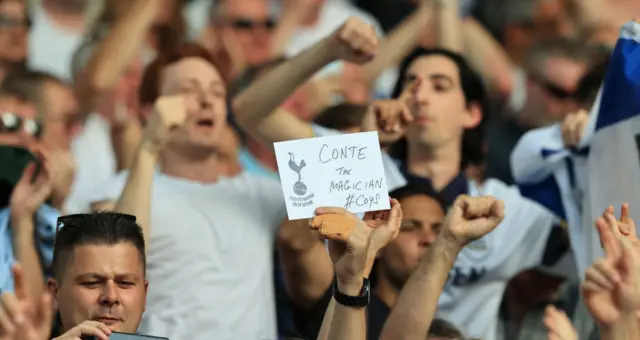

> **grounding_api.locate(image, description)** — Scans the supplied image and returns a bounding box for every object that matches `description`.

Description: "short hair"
[390,180,448,213]
[51,212,146,281]
[139,42,223,107]
[0,69,63,118]
[575,56,610,107]
[314,104,368,131]
[524,38,590,77]
[389,48,489,168]
[427,318,464,339]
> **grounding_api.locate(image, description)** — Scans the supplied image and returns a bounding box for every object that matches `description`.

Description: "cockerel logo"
[288,152,308,196]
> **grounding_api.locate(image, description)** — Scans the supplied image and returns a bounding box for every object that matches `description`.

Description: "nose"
[417,225,437,247]
[413,81,430,106]
[98,281,121,306]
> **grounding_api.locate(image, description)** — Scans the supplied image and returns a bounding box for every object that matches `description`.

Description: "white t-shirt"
[66,113,117,213]
[88,171,286,340]
[27,4,85,82]
[313,124,556,340]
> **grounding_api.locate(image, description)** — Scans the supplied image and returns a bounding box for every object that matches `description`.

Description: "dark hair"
[51,212,146,281]
[0,69,63,118]
[575,55,610,107]
[389,181,448,213]
[389,48,488,168]
[427,318,464,339]
[314,103,368,131]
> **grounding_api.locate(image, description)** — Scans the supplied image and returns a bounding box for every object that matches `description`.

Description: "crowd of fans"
[0,0,639,339]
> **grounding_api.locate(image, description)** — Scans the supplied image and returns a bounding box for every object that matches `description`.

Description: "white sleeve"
[480,180,557,277]
[510,123,570,184]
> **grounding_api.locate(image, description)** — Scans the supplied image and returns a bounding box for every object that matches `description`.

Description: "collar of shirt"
[397,161,469,207]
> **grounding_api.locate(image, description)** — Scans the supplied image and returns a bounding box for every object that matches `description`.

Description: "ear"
[143,280,149,312]
[463,101,482,129]
[47,278,59,309]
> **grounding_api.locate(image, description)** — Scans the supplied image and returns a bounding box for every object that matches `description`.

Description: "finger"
[586,260,619,289]
[620,240,638,282]
[621,203,630,222]
[11,264,27,301]
[17,162,36,185]
[0,293,23,326]
[315,207,349,215]
[35,293,53,331]
[387,200,403,232]
[78,322,111,339]
[0,305,15,334]
[605,212,623,240]
[596,217,621,259]
[400,104,413,124]
[605,205,614,216]
[627,217,637,239]
[581,280,608,295]
[399,77,422,101]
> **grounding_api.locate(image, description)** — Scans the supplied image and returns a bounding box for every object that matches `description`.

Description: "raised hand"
[0,264,53,340]
[544,305,578,340]
[441,195,505,247]
[601,204,640,255]
[47,149,76,211]
[327,17,379,64]
[561,109,589,148]
[9,154,53,220]
[311,200,402,293]
[369,77,422,134]
[582,216,640,325]
[141,95,187,154]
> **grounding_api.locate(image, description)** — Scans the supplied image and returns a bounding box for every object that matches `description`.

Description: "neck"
[375,274,400,309]
[159,147,220,184]
[406,140,461,190]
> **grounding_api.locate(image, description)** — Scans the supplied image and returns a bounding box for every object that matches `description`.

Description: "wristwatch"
[333,278,370,308]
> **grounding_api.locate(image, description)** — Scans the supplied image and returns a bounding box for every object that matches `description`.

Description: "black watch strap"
[333,277,370,308]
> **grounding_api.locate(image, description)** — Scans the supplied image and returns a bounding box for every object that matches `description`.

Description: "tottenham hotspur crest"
[288,152,307,196]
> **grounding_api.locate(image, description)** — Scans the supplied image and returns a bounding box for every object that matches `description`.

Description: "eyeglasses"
[230,18,276,31]
[56,213,137,233]
[0,111,42,137]
[0,14,31,29]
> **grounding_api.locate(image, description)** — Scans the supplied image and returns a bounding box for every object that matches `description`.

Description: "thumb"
[17,162,36,186]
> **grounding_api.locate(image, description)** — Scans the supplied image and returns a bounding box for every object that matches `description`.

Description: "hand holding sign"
[0,264,53,340]
[312,203,402,294]
[141,95,187,154]
[441,195,505,248]
[327,17,379,64]
[274,132,390,220]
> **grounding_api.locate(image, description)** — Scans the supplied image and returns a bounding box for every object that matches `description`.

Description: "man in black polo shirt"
[294,182,464,340]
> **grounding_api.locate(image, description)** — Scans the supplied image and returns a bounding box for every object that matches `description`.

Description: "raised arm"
[379,195,504,340]
[74,0,157,115]
[114,96,186,248]
[361,1,434,87]
[232,17,379,144]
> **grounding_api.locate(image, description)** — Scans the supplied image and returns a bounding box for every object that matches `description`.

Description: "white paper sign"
[274,131,391,220]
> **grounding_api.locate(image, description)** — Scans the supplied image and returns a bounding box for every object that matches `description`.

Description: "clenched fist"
[327,17,379,64]
[561,109,589,148]
[141,95,187,154]
[442,195,505,247]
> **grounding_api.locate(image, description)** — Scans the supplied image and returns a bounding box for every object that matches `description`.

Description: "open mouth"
[196,118,215,128]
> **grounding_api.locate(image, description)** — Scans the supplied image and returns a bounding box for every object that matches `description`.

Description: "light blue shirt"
[0,205,58,292]
[238,148,279,180]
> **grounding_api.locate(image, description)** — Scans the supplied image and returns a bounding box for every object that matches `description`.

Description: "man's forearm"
[232,38,336,127]
[600,314,640,340]
[379,236,461,340]
[435,0,462,52]
[11,217,44,297]
[114,145,158,247]
[363,4,433,86]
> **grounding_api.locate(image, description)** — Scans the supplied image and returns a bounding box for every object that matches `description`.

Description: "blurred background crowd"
[1,0,640,339]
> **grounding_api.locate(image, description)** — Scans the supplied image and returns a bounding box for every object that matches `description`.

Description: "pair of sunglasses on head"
[0,111,42,138]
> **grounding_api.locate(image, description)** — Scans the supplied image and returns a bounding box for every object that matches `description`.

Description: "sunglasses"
[56,213,137,233]
[0,111,42,137]
[230,18,276,30]
[530,75,575,100]
[0,14,31,29]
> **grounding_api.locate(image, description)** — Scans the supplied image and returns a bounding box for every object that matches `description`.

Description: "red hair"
[138,42,224,106]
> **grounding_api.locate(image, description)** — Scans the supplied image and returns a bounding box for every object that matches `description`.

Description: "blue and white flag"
[584,20,640,256]
[510,20,640,277]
